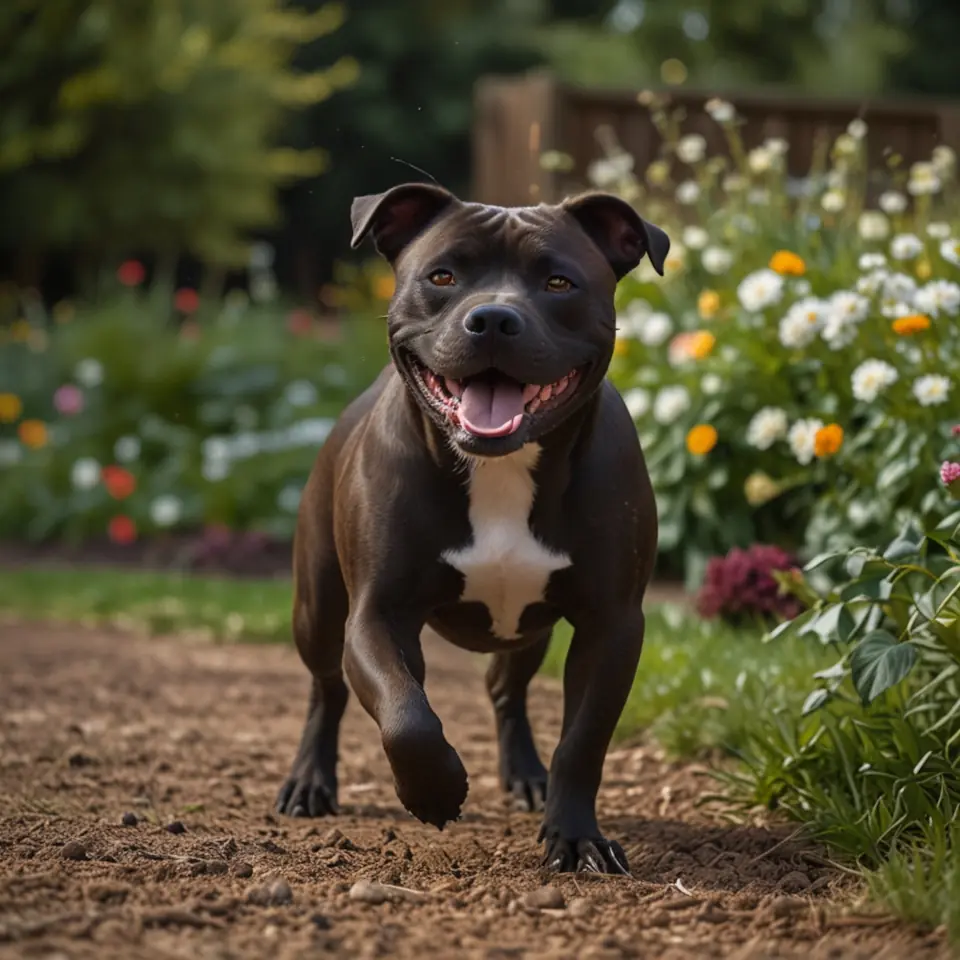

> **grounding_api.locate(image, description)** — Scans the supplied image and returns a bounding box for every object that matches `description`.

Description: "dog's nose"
[463,305,525,338]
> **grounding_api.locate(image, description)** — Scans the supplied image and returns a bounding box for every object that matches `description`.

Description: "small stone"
[247,876,293,907]
[165,820,186,835]
[770,895,806,918]
[60,841,88,861]
[233,861,254,879]
[204,859,229,876]
[523,886,565,910]
[778,870,811,893]
[310,913,332,930]
[349,879,389,905]
[121,812,139,827]
[568,897,593,918]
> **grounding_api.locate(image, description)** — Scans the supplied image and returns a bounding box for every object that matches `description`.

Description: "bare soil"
[0,622,949,959]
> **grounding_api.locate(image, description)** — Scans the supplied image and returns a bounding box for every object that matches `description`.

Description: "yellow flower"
[697,289,720,320]
[915,259,932,280]
[10,319,31,342]
[373,274,395,300]
[892,314,931,336]
[686,424,718,455]
[688,330,716,360]
[814,423,844,459]
[613,337,630,357]
[17,419,48,449]
[769,250,807,276]
[744,472,781,506]
[0,393,23,423]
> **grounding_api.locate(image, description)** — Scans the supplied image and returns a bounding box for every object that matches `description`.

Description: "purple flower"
[697,543,805,625]
[53,384,84,416]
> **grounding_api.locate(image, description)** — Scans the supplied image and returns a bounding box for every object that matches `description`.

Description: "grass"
[0,567,292,642]
[545,605,836,753]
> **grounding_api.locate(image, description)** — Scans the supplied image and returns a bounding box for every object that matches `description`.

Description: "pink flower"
[174,288,200,314]
[942,461,960,498]
[53,384,84,416]
[952,424,960,437]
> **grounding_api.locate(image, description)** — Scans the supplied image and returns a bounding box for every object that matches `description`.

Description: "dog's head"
[351,182,669,458]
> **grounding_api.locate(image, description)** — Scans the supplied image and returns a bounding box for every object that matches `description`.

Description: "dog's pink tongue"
[458,379,525,437]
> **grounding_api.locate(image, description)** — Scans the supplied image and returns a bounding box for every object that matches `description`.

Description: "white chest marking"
[442,444,572,640]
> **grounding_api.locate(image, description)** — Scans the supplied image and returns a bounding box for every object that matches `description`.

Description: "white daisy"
[653,386,691,424]
[74,358,104,388]
[914,280,960,317]
[701,246,734,275]
[879,191,908,214]
[682,225,709,250]
[71,457,101,490]
[788,418,824,466]
[890,233,924,260]
[940,238,960,266]
[746,407,789,450]
[114,436,141,463]
[675,181,701,205]
[857,212,889,242]
[851,359,898,402]
[737,269,784,312]
[912,375,951,407]
[622,388,651,419]
[676,134,707,164]
[150,495,183,527]
[778,297,826,348]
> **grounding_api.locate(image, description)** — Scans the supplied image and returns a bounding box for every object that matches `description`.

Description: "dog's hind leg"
[276,463,350,818]
[486,631,551,812]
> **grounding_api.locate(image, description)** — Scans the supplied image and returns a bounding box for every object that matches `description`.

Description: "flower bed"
[583,95,960,586]
[0,269,388,546]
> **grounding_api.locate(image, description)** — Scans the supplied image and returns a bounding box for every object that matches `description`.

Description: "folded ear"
[562,192,670,280]
[350,182,458,263]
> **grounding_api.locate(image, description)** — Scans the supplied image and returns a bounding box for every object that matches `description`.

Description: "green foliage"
[720,515,960,870]
[0,0,355,267]
[0,275,388,543]
[581,94,960,584]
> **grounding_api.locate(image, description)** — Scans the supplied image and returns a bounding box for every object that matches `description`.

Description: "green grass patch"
[0,567,292,642]
[545,606,835,754]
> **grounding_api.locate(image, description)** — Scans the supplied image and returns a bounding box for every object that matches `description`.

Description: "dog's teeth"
[555,377,568,394]
[528,397,541,413]
[445,378,463,398]
[522,384,540,403]
[539,385,553,402]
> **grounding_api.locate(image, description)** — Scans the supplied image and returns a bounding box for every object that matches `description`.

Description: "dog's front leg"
[343,606,468,829]
[540,604,645,874]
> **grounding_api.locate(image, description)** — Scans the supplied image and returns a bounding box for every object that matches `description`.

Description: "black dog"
[277,183,669,873]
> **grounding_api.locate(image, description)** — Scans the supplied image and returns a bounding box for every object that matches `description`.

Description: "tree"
[0,0,354,285]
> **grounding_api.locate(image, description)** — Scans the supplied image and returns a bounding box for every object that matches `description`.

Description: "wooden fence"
[471,70,960,206]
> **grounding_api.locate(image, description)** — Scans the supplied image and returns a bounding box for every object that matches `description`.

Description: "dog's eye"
[546,275,573,293]
[428,270,456,287]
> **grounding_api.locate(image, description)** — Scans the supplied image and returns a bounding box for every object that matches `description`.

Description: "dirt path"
[0,623,949,959]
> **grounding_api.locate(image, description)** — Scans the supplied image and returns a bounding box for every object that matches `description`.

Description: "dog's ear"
[562,192,670,280]
[350,183,457,263]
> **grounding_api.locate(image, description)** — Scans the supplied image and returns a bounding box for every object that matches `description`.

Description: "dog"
[277,182,669,874]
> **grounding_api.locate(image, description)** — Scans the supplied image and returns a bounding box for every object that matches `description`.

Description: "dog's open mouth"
[405,355,583,438]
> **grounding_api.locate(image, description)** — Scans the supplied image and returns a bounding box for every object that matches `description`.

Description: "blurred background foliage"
[2,0,960,300]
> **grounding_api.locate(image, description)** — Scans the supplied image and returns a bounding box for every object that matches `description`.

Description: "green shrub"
[0,275,388,543]
[569,94,960,585]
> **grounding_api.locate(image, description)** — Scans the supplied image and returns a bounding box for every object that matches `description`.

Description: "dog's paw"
[384,720,468,830]
[505,771,547,813]
[540,828,630,875]
[276,761,339,818]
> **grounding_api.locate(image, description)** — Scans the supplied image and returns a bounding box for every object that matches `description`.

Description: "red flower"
[117,260,146,287]
[287,308,313,336]
[174,288,200,314]
[953,424,960,437]
[101,465,137,500]
[108,515,137,545]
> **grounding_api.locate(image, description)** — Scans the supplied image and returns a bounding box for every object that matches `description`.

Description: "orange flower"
[17,419,47,449]
[0,393,22,423]
[374,274,396,300]
[108,515,137,545]
[686,424,718,455]
[174,288,200,314]
[697,289,720,320]
[688,330,716,360]
[102,465,137,500]
[814,423,844,459]
[613,338,629,357]
[769,250,806,276]
[892,314,931,336]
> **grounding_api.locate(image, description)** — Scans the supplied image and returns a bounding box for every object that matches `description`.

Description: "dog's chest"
[442,445,571,641]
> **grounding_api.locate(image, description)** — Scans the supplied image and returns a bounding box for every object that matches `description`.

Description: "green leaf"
[804,551,846,572]
[876,458,914,493]
[882,537,921,563]
[845,553,868,578]
[849,630,918,706]
[801,688,830,716]
[840,574,892,602]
